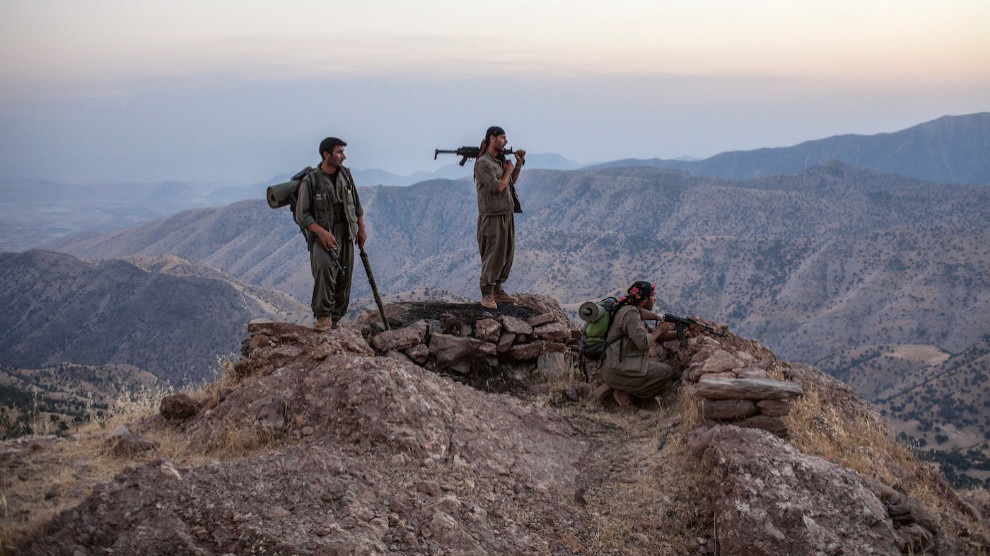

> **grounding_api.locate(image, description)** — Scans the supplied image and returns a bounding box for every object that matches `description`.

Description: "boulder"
[429,333,496,364]
[532,322,570,342]
[496,332,516,353]
[536,351,569,382]
[160,394,199,420]
[700,350,742,374]
[526,313,556,327]
[701,399,759,420]
[404,343,430,364]
[371,321,428,352]
[757,399,793,417]
[506,343,543,362]
[501,316,533,335]
[474,318,502,343]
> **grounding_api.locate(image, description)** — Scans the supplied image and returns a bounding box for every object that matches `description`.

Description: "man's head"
[481,125,507,153]
[319,137,347,169]
[622,280,656,309]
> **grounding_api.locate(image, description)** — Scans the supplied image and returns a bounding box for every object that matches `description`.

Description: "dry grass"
[572,386,714,555]
[786,383,990,548]
[787,387,913,484]
[0,357,281,554]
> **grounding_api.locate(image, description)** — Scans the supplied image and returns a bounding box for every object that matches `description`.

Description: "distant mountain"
[0,250,309,383]
[590,112,990,185]
[353,152,584,186]
[48,161,990,485]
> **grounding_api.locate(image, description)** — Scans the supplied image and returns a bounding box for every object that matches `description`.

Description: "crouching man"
[601,280,685,402]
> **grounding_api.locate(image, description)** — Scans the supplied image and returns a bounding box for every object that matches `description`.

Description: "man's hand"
[651,327,666,343]
[503,159,515,173]
[514,149,527,166]
[318,228,338,251]
[356,228,368,250]
[652,322,682,343]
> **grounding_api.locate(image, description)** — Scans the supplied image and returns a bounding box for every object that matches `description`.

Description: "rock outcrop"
[12,296,988,555]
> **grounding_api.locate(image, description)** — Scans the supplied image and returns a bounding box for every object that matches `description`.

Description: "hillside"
[2,299,987,554]
[0,250,309,384]
[0,362,165,439]
[589,112,990,184]
[47,161,990,486]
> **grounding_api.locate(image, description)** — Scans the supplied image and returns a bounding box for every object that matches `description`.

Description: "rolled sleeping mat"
[266,180,298,209]
[578,301,606,323]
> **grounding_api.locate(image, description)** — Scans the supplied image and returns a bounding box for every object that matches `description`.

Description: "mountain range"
[42,159,990,476]
[590,112,990,184]
[3,112,989,485]
[0,250,308,384]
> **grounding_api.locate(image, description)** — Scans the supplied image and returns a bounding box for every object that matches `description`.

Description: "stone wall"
[682,335,804,436]
[359,295,580,386]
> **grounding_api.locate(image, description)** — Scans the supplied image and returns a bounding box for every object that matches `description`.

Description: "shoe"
[480,295,498,310]
[493,291,518,304]
[314,316,334,331]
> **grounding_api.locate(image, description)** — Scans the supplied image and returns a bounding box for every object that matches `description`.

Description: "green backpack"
[578,296,619,361]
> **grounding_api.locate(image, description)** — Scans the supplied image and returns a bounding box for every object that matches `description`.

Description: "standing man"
[295,137,368,331]
[474,125,526,310]
[601,281,684,402]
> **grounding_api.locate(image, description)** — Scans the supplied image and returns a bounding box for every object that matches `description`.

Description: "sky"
[1,0,988,184]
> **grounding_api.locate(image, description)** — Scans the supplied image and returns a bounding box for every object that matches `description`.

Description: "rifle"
[658,313,727,347]
[434,147,515,166]
[305,231,345,274]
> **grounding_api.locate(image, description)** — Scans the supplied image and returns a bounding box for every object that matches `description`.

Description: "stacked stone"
[367,312,577,382]
[684,336,804,437]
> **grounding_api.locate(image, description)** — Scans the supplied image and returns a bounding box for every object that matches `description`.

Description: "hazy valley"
[2,113,989,489]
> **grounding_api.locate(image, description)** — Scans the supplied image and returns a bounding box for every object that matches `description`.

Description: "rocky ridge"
[8,295,989,555]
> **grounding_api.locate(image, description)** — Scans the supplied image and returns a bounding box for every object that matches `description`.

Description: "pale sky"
[1,0,987,183]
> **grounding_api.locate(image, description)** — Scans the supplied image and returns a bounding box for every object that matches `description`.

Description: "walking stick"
[359,248,390,330]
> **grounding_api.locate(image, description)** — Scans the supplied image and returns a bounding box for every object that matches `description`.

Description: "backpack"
[266,166,314,220]
[578,296,619,362]
[265,166,317,247]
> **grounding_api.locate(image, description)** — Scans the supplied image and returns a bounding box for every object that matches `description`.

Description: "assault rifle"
[658,312,727,347]
[305,232,345,274]
[434,147,515,166]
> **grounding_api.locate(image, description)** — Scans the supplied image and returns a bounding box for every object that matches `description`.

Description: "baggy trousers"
[601,360,678,399]
[477,213,515,296]
[310,220,355,321]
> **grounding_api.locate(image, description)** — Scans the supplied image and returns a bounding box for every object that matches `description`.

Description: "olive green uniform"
[601,305,678,399]
[294,166,364,322]
[474,152,522,296]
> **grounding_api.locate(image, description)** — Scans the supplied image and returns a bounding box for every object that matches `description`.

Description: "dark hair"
[479,126,506,152]
[319,137,347,157]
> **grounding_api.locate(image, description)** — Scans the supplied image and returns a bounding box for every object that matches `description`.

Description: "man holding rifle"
[295,137,368,331]
[601,281,696,403]
[474,125,526,310]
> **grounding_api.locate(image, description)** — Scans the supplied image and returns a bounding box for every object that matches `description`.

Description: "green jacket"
[295,166,363,240]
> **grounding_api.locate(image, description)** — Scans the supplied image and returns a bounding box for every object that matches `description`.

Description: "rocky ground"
[2,295,988,555]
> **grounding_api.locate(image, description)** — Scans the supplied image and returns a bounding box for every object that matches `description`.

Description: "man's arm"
[295,177,338,250]
[510,149,526,185]
[356,215,367,249]
[349,168,368,249]
[476,155,514,195]
[622,308,653,350]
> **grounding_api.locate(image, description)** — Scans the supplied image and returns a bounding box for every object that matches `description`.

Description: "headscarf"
[479,125,506,153]
[616,280,655,307]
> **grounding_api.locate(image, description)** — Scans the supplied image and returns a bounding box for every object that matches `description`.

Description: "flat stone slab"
[693,378,803,401]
